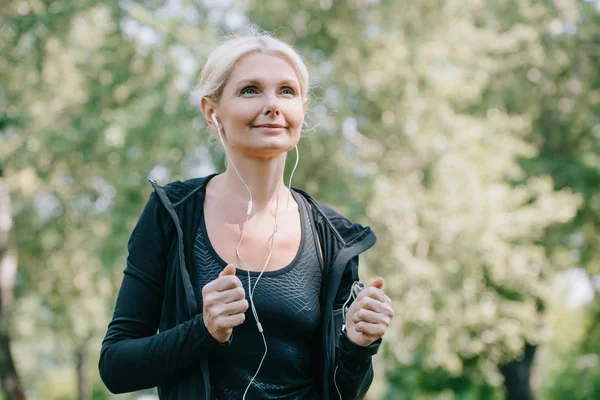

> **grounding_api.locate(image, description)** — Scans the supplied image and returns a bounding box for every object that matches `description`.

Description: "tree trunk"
[499,343,537,400]
[0,321,26,400]
[75,345,90,400]
[0,167,27,399]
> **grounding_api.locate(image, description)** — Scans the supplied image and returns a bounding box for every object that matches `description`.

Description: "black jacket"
[99,174,380,399]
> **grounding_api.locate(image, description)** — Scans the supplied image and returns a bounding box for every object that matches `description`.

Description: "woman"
[99,32,394,400]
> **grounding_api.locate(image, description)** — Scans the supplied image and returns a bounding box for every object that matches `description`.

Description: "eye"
[280,87,296,96]
[240,86,258,95]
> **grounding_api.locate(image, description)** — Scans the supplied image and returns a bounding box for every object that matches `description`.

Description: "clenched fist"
[202,264,249,343]
[345,278,394,347]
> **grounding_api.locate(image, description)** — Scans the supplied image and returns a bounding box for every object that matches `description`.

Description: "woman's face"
[210,52,307,160]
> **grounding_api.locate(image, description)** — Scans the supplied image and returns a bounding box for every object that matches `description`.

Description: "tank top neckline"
[199,189,308,277]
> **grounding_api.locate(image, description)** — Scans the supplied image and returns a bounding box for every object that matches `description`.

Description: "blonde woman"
[99,31,393,400]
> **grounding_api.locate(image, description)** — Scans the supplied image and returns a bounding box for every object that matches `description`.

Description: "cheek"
[223,103,255,126]
[283,101,306,127]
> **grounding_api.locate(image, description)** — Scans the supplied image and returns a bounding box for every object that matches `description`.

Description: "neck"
[214,153,291,215]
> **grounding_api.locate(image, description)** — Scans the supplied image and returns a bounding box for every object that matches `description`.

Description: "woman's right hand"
[202,264,249,343]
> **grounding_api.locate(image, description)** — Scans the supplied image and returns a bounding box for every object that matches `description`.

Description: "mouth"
[253,124,287,129]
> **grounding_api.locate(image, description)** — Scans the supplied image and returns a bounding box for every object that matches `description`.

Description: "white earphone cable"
[214,116,253,216]
[213,115,300,399]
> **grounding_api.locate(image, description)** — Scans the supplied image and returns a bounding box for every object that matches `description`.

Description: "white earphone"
[211,112,300,399]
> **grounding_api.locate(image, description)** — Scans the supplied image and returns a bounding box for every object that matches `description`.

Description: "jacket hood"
[292,187,375,248]
[151,174,375,251]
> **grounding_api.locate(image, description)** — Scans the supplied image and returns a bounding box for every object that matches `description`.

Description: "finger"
[204,286,246,308]
[368,277,384,290]
[219,264,237,278]
[202,274,239,296]
[354,286,388,304]
[213,275,243,292]
[383,293,392,305]
[354,321,387,338]
[219,299,249,316]
[217,313,246,329]
[352,296,394,317]
[220,286,247,302]
[351,308,392,327]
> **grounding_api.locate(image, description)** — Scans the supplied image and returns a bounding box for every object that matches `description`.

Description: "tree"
[1,0,216,396]
[1,0,598,398]
[0,166,26,400]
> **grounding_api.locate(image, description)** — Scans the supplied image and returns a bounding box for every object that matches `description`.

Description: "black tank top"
[193,191,323,399]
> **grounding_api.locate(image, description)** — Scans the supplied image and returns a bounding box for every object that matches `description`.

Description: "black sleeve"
[330,255,381,400]
[98,192,221,394]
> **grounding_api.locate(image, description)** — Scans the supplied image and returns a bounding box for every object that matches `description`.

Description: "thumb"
[368,277,384,290]
[219,264,236,277]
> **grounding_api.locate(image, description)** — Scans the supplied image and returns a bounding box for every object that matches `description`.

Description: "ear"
[200,97,218,129]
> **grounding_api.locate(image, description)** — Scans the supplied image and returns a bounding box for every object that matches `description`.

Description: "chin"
[242,141,298,159]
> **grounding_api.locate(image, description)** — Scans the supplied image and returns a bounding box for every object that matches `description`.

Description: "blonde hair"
[192,30,309,104]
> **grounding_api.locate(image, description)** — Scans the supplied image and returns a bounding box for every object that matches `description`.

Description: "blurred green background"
[1,0,599,399]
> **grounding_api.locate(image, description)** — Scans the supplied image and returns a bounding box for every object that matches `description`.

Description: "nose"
[263,92,281,116]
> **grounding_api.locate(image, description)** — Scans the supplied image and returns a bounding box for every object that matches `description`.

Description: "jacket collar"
[150,174,374,252]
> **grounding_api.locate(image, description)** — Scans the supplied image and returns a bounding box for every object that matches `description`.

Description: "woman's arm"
[98,192,221,394]
[333,331,380,399]
[330,256,381,399]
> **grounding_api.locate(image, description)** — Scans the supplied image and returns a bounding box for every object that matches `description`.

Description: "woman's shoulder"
[292,187,357,224]
[152,173,218,206]
[293,188,375,246]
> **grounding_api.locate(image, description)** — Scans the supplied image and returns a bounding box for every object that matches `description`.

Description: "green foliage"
[536,286,600,399]
[1,0,599,398]
[1,0,216,395]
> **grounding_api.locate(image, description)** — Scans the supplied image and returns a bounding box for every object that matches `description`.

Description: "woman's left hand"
[345,278,394,347]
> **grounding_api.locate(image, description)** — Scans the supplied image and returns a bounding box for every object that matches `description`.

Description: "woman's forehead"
[228,53,300,86]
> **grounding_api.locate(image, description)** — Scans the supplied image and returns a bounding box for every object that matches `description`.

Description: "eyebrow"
[235,78,299,88]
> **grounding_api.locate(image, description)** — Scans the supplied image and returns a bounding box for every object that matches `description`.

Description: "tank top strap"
[293,190,324,273]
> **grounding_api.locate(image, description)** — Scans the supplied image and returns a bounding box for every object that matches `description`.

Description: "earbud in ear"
[211,113,220,129]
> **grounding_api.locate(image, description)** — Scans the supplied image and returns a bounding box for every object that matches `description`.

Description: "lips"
[253,123,287,128]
